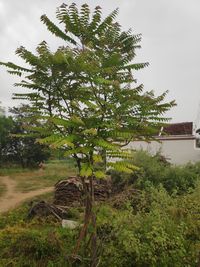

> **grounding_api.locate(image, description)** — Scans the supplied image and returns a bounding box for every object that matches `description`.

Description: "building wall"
[126,139,200,165]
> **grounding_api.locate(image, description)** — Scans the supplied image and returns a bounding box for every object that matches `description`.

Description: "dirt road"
[0,176,53,213]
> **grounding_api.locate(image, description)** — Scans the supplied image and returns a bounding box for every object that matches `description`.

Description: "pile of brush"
[53,177,83,206]
[53,176,112,206]
[27,200,68,220]
[28,177,113,220]
[94,179,112,201]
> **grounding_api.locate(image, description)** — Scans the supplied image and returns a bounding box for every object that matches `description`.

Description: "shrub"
[98,185,200,267]
[162,166,198,194]
[110,151,200,194]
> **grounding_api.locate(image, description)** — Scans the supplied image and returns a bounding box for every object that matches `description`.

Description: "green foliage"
[97,185,200,267]
[0,115,14,163]
[0,201,79,267]
[0,101,5,116]
[0,177,200,266]
[0,3,175,178]
[0,4,176,265]
[0,105,51,168]
[162,166,198,194]
[110,151,200,194]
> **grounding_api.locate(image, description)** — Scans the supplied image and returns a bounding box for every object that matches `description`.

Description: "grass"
[0,158,77,194]
[0,194,79,267]
[0,182,6,197]
[0,167,30,176]
[0,192,54,228]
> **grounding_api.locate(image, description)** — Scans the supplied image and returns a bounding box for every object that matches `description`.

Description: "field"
[0,159,77,213]
[0,159,76,191]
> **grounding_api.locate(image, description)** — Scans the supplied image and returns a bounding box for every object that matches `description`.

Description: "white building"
[126,122,200,165]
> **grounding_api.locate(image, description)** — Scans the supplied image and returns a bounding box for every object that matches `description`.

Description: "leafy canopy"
[0,3,175,176]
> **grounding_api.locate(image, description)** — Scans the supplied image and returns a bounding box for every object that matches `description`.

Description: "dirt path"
[0,176,53,213]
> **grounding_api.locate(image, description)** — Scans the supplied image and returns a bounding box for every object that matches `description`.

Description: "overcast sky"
[0,0,200,125]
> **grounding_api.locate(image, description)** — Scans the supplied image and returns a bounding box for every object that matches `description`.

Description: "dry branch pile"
[28,177,113,220]
[53,177,83,206]
[53,176,112,206]
[27,200,68,220]
[94,179,112,201]
[110,187,141,209]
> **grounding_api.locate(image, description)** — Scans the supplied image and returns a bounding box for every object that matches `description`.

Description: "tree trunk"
[72,175,98,267]
[89,176,97,267]
[72,177,91,257]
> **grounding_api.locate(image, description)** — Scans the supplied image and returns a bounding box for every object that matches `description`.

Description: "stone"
[62,219,80,229]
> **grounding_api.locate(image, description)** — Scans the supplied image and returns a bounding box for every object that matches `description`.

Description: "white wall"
[126,139,200,165]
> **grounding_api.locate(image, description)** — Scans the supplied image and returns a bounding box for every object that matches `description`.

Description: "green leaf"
[94,138,120,150]
[37,134,61,145]
[80,163,93,177]
[41,14,77,45]
[107,151,135,160]
[50,136,75,149]
[48,117,72,127]
[94,170,105,179]
[93,77,114,85]
[93,154,103,163]
[0,61,32,73]
[63,146,92,157]
[83,128,97,135]
[107,161,139,173]
[70,115,85,126]
[120,62,149,70]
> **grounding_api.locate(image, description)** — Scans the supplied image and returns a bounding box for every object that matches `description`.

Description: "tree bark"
[72,175,98,267]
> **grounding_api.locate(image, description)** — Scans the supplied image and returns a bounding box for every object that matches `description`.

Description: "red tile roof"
[162,122,193,136]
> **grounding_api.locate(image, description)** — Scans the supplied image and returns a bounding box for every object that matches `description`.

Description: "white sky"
[0,0,200,124]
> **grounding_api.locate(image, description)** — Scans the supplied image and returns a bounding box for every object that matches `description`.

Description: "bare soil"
[0,176,53,213]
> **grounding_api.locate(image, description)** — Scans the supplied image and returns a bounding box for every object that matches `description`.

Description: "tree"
[0,105,50,167]
[0,101,5,117]
[8,105,51,168]
[0,3,175,265]
[0,115,14,165]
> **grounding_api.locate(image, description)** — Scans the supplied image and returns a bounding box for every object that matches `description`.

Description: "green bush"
[97,185,200,267]
[110,151,200,194]
[100,211,187,267]
[162,166,198,194]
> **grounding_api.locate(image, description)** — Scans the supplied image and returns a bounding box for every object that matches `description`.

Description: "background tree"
[0,101,5,117]
[8,105,51,168]
[0,105,50,168]
[0,3,175,265]
[0,115,14,165]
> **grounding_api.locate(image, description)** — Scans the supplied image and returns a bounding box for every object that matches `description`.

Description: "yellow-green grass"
[0,159,77,194]
[0,182,6,197]
[0,167,30,176]
[0,191,54,227]
[15,160,77,193]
